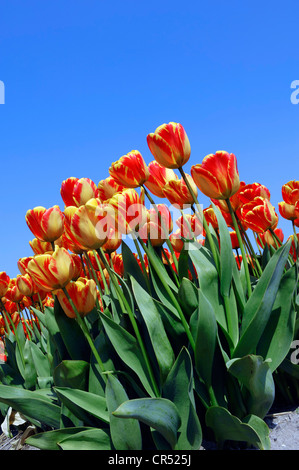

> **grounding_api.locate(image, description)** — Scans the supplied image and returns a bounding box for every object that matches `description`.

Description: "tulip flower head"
[109,150,149,188]
[138,204,173,246]
[238,182,271,205]
[61,177,99,207]
[162,174,197,208]
[281,180,299,206]
[144,161,179,198]
[16,273,38,297]
[0,272,10,298]
[97,176,126,201]
[25,206,64,243]
[55,277,97,318]
[107,188,148,235]
[191,151,240,200]
[26,246,76,292]
[240,197,278,233]
[147,122,191,169]
[257,228,284,249]
[278,201,299,221]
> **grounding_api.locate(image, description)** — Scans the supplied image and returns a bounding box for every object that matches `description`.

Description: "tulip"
[17,257,33,275]
[257,228,284,249]
[169,230,185,253]
[229,231,239,250]
[144,161,178,198]
[29,238,53,255]
[111,253,124,277]
[278,201,298,221]
[0,272,10,298]
[5,279,23,303]
[191,151,240,200]
[202,206,219,232]
[109,150,149,188]
[16,274,38,297]
[107,188,148,235]
[64,199,110,251]
[238,182,271,205]
[147,122,191,169]
[55,278,97,318]
[138,204,173,246]
[25,206,64,243]
[97,176,126,201]
[211,181,247,213]
[162,174,197,208]
[102,227,122,254]
[240,197,278,233]
[26,246,76,292]
[175,214,203,239]
[61,177,99,207]
[281,180,299,205]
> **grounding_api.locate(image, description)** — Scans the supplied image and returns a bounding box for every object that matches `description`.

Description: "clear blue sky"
[0,0,298,278]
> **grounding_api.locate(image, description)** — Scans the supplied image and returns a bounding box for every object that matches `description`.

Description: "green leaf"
[58,428,112,450]
[189,246,227,331]
[212,203,233,297]
[163,348,202,450]
[122,240,148,291]
[178,277,199,316]
[23,338,38,389]
[227,355,275,418]
[53,360,89,390]
[106,374,142,450]
[205,406,271,449]
[257,265,298,372]
[233,241,292,358]
[131,276,175,383]
[29,341,51,378]
[25,427,94,450]
[113,398,181,449]
[0,384,61,428]
[54,387,109,425]
[194,290,217,388]
[53,297,90,361]
[99,310,156,397]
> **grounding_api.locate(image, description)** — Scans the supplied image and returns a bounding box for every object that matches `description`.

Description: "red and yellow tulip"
[240,197,278,233]
[147,122,191,169]
[162,174,197,208]
[26,246,77,292]
[55,277,97,318]
[109,150,149,188]
[25,206,64,243]
[61,177,99,208]
[191,151,240,200]
[144,161,178,198]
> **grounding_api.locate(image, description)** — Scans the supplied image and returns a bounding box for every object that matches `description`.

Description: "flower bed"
[0,122,298,450]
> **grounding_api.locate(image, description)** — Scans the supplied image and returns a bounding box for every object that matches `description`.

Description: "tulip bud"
[144,161,178,198]
[61,177,99,207]
[97,176,126,201]
[25,206,64,242]
[162,174,197,208]
[147,122,191,169]
[281,180,299,206]
[0,272,10,298]
[109,150,149,188]
[191,151,240,200]
[240,197,278,233]
[55,278,97,318]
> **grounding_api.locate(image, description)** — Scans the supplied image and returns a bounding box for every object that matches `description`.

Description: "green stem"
[178,167,220,273]
[131,233,151,291]
[137,236,195,352]
[97,247,160,397]
[226,199,252,297]
[141,185,179,273]
[62,287,106,378]
[84,251,105,309]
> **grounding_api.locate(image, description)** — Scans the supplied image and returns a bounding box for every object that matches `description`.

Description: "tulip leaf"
[256,265,298,371]
[131,276,175,383]
[163,348,202,450]
[122,240,149,291]
[53,297,90,362]
[232,241,292,358]
[29,341,51,379]
[194,290,217,389]
[53,360,89,390]
[189,246,227,331]
[54,387,109,425]
[113,398,181,449]
[0,384,61,429]
[25,427,94,450]
[205,406,270,449]
[178,277,199,317]
[58,428,112,450]
[227,355,275,418]
[105,374,142,450]
[99,310,156,397]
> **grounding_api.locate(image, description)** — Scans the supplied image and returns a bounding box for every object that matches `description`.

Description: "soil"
[0,408,298,450]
